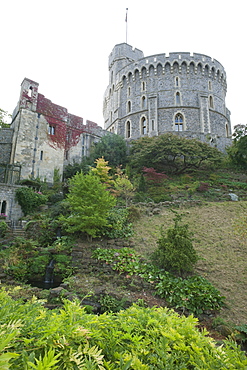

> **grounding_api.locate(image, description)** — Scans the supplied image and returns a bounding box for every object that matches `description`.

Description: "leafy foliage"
[102,208,133,239]
[130,133,223,174]
[0,290,245,369]
[15,188,47,216]
[60,171,116,239]
[92,247,224,315]
[143,167,169,184]
[227,124,247,169]
[152,213,199,276]
[91,157,115,192]
[63,158,91,180]
[90,133,128,167]
[25,216,59,247]
[0,221,9,237]
[114,168,135,207]
[0,108,11,128]
[0,237,73,282]
[155,274,225,315]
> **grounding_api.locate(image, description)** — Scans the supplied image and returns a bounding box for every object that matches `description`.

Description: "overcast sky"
[1,0,245,130]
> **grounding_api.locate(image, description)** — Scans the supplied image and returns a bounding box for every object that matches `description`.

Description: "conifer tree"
[60,171,116,239]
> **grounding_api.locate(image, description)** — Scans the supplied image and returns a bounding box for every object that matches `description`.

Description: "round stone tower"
[103,43,232,151]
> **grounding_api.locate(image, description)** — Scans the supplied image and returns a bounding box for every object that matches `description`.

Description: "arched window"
[142,81,146,91]
[175,113,184,131]
[141,117,147,135]
[175,77,179,87]
[208,81,212,91]
[127,101,131,113]
[128,87,131,96]
[1,200,7,215]
[126,121,131,138]
[176,92,181,105]
[209,96,214,109]
[142,96,146,109]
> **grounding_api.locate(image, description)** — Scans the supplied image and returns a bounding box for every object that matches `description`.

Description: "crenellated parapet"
[110,52,227,91]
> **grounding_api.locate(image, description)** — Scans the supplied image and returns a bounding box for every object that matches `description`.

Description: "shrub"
[93,247,225,315]
[15,187,47,215]
[0,220,8,237]
[151,213,199,276]
[102,208,133,239]
[0,237,73,282]
[155,274,225,315]
[197,182,210,192]
[0,291,246,369]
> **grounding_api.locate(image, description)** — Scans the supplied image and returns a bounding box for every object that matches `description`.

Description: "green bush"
[15,187,47,215]
[102,208,133,239]
[155,274,225,315]
[0,220,8,237]
[0,290,246,369]
[152,213,199,276]
[25,217,59,247]
[92,247,225,315]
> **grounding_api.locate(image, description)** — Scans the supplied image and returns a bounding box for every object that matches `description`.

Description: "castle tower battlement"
[103,43,231,152]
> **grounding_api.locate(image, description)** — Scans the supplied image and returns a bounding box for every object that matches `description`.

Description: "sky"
[0,0,245,131]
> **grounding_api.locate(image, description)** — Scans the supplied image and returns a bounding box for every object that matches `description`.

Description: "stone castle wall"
[0,184,23,221]
[103,43,232,151]
[0,128,13,164]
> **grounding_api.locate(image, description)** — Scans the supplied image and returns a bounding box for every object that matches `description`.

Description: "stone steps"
[11,228,25,238]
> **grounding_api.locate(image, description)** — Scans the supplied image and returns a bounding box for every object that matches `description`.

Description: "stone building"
[0,78,105,221]
[103,43,232,151]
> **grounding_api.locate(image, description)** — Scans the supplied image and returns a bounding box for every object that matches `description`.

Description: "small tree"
[60,171,116,239]
[152,213,198,276]
[90,133,127,167]
[114,167,135,207]
[227,124,247,170]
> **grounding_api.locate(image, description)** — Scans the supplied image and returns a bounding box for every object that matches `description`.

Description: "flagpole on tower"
[125,8,128,44]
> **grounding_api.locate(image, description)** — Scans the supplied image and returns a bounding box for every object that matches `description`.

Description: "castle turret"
[104,44,232,152]
[18,78,39,111]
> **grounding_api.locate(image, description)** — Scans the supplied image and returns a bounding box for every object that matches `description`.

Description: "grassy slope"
[131,201,247,325]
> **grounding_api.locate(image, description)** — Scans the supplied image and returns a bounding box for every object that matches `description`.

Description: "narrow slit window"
[142,96,146,109]
[126,121,131,138]
[209,96,214,108]
[176,92,181,105]
[141,117,147,135]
